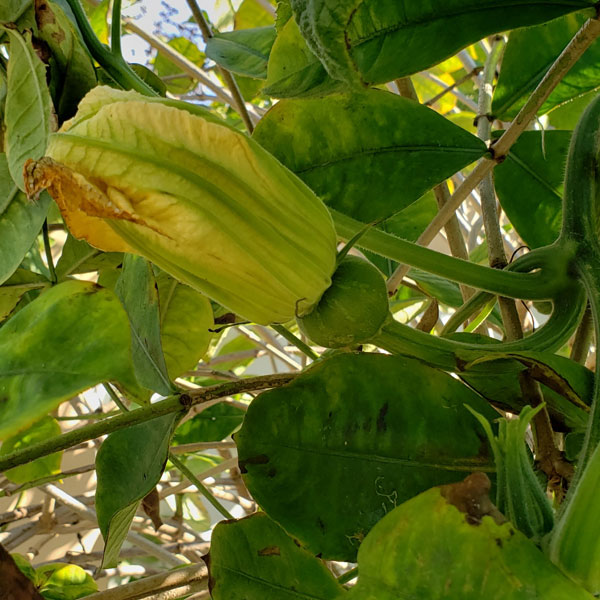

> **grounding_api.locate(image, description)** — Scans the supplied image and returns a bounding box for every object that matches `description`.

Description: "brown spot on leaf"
[238,454,269,474]
[257,546,280,557]
[35,0,56,26]
[376,402,389,432]
[454,356,469,372]
[439,472,507,526]
[51,30,65,44]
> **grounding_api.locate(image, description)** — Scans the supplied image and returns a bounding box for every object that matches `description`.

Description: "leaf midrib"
[214,563,338,600]
[349,1,592,47]
[263,442,495,472]
[295,145,484,175]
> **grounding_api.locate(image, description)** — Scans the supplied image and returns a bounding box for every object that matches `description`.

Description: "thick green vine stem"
[0,374,296,472]
[111,0,123,56]
[64,0,157,96]
[372,287,586,371]
[559,92,600,245]
[441,291,495,335]
[571,257,600,473]
[332,210,574,301]
[557,93,600,480]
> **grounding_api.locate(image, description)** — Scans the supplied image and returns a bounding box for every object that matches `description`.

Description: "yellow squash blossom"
[25,87,337,324]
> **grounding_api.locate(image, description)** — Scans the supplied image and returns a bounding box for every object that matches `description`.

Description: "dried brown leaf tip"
[141,487,164,531]
[0,543,44,600]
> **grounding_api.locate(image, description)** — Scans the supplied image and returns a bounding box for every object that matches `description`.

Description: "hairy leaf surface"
[495,131,571,248]
[290,0,595,85]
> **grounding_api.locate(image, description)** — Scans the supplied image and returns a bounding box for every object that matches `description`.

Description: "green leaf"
[0,0,32,23]
[83,0,109,44]
[408,268,463,307]
[0,416,62,484]
[493,14,600,119]
[153,37,206,95]
[0,155,51,285]
[55,235,123,280]
[263,17,339,98]
[347,481,594,599]
[130,63,167,97]
[495,131,571,248]
[290,0,595,86]
[206,27,276,79]
[115,255,174,396]
[95,412,179,568]
[156,271,213,380]
[236,352,496,561]
[35,0,96,122]
[548,89,598,129]
[235,0,275,29]
[0,269,48,322]
[208,513,345,600]
[364,192,437,276]
[0,279,135,440]
[235,74,265,101]
[275,0,292,31]
[173,403,245,444]
[253,90,486,223]
[35,563,98,600]
[469,405,554,541]
[4,28,53,191]
[380,191,438,243]
[12,553,38,583]
[460,350,592,432]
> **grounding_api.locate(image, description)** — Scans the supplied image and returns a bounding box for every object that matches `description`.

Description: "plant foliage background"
[1,0,600,598]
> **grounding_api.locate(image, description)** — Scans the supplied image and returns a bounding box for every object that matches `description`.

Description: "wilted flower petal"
[25,87,337,324]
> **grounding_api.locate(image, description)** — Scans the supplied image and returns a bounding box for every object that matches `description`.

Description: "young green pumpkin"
[297,256,389,348]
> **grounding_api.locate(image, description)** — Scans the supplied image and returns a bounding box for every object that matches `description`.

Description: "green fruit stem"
[559,92,600,244]
[64,0,157,96]
[372,287,586,371]
[570,255,600,476]
[441,291,495,335]
[558,93,600,479]
[332,209,573,301]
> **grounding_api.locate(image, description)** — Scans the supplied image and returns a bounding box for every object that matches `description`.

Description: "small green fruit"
[297,256,389,348]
